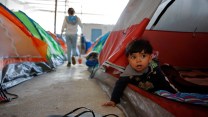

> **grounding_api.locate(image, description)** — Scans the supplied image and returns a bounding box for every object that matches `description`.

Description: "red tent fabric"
[142,30,208,69]
[99,18,150,71]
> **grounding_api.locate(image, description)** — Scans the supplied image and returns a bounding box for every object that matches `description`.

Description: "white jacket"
[61,15,83,35]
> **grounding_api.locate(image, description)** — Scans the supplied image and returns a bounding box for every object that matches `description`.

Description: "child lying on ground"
[102,39,177,107]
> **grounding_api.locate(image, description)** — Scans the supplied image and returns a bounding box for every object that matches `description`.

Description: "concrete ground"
[0,61,125,117]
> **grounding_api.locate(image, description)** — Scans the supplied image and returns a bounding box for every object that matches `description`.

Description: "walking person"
[61,7,83,67]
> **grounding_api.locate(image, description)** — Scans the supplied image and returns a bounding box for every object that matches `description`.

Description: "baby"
[102,39,177,106]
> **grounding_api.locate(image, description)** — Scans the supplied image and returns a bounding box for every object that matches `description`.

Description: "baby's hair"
[125,39,153,56]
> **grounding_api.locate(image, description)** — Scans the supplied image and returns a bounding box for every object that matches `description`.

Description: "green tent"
[13,11,66,67]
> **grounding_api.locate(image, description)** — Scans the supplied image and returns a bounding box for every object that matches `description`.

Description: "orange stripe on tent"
[0,6,31,37]
[31,37,48,61]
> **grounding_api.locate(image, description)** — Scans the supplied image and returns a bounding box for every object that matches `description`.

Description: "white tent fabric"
[147,0,208,32]
[114,0,162,31]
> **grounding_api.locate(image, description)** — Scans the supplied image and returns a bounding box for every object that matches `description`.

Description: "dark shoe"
[72,56,76,65]
[67,62,71,67]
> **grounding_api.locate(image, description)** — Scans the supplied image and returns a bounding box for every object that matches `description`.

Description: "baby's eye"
[130,55,136,59]
[141,54,146,58]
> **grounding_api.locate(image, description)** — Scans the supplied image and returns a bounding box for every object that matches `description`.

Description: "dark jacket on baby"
[110,61,177,104]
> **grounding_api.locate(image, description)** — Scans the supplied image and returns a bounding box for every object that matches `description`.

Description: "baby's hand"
[102,101,116,107]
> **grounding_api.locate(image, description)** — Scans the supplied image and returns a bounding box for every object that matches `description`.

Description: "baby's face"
[127,50,152,73]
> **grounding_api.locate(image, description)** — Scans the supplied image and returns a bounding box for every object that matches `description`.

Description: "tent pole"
[54,0,58,34]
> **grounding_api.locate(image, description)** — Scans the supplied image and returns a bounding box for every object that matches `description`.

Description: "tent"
[47,31,67,54]
[92,32,110,53]
[85,32,110,74]
[13,10,66,67]
[93,0,208,117]
[86,32,110,54]
[0,3,64,90]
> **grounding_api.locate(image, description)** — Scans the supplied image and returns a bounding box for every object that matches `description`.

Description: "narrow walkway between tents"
[0,61,125,117]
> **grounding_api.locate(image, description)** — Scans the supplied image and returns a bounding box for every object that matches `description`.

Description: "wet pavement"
[0,61,125,117]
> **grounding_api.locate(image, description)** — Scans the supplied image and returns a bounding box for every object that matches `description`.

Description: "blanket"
[155,90,208,106]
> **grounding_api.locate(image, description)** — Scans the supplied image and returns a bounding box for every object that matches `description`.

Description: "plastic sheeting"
[0,62,52,89]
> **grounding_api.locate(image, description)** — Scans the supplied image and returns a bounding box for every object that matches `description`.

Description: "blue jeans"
[65,34,78,63]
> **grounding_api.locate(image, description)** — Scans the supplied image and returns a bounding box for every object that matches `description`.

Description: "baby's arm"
[102,76,130,107]
[102,101,116,107]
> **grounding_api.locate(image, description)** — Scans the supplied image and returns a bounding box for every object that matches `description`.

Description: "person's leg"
[65,35,72,66]
[71,34,78,56]
[70,34,78,65]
